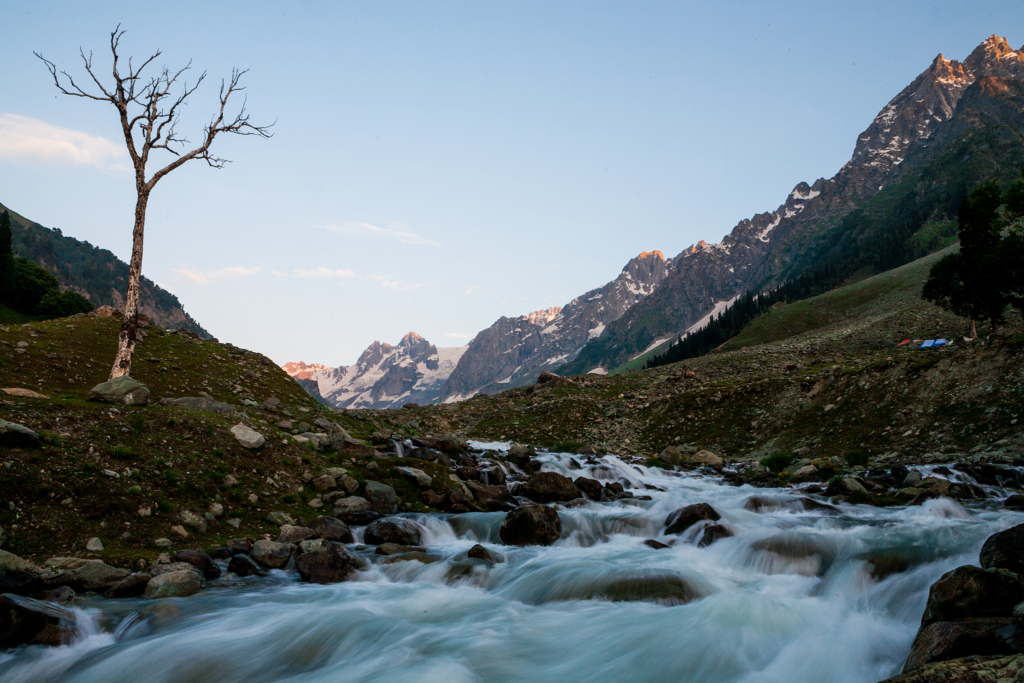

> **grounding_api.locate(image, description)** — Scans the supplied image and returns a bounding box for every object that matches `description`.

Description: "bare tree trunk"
[970,318,978,339]
[110,191,148,378]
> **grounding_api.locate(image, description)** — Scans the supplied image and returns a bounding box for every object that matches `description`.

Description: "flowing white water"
[3,452,1022,683]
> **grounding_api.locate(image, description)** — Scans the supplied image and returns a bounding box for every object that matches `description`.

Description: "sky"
[0,1,1021,366]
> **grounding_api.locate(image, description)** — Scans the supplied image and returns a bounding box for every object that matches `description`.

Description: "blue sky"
[1,1,1020,365]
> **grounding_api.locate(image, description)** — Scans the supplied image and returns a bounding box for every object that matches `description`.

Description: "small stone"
[227,554,265,577]
[154,538,173,548]
[208,503,224,517]
[251,540,293,569]
[143,569,204,598]
[85,537,104,552]
[170,525,189,539]
[223,474,239,486]
[226,518,242,529]
[248,493,259,504]
[266,511,296,526]
[0,419,41,449]
[396,467,432,489]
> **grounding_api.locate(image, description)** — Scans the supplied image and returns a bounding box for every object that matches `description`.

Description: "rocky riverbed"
[3,447,1024,682]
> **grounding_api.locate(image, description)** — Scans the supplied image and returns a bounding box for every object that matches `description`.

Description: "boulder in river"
[251,540,294,569]
[308,516,354,543]
[921,565,1024,627]
[574,477,603,500]
[979,523,1024,575]
[698,524,733,547]
[499,503,562,546]
[227,554,265,577]
[522,471,579,503]
[143,569,205,599]
[171,549,221,580]
[902,618,1024,673]
[0,419,41,449]
[88,376,150,406]
[882,654,1024,682]
[295,543,359,584]
[105,573,152,598]
[664,503,720,535]
[364,518,422,546]
[51,562,130,594]
[0,594,77,647]
[465,481,514,508]
[691,450,724,471]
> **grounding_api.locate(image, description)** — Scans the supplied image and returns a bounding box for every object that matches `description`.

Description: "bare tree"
[36,27,272,379]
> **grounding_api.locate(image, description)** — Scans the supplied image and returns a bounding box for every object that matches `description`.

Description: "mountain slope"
[286,332,468,409]
[0,201,208,336]
[440,250,672,400]
[560,35,1024,375]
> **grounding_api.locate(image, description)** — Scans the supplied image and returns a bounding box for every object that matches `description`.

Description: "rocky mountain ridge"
[560,34,1024,374]
[286,332,467,410]
[438,249,673,400]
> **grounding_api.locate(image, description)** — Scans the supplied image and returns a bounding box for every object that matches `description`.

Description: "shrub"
[845,451,870,468]
[111,446,133,460]
[129,414,146,435]
[36,289,94,318]
[280,494,298,504]
[5,258,58,313]
[760,452,794,473]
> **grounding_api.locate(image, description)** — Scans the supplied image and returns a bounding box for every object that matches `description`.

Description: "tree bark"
[970,318,978,340]
[109,191,148,378]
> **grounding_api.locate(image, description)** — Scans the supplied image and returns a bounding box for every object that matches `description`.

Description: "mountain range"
[289,35,1024,405]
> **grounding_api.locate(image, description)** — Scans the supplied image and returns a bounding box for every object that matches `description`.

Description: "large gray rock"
[0,550,49,594]
[88,376,150,406]
[980,524,1024,575]
[149,562,198,578]
[227,554,265,577]
[499,503,562,546]
[364,481,397,514]
[308,516,353,543]
[105,573,152,598]
[160,397,236,415]
[921,566,1024,627]
[396,467,432,489]
[364,518,422,546]
[0,419,40,449]
[465,481,515,509]
[277,525,317,545]
[171,549,221,580]
[251,540,293,569]
[230,424,265,449]
[295,542,359,584]
[143,569,205,598]
[523,472,579,503]
[50,562,130,593]
[903,619,1024,673]
[882,654,1024,682]
[0,594,77,647]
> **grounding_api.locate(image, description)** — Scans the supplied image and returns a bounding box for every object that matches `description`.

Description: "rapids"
[2,449,1021,683]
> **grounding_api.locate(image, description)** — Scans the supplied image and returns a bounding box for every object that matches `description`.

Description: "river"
[2,449,1020,683]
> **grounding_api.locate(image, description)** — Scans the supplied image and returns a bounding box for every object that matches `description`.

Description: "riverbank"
[3,450,1023,682]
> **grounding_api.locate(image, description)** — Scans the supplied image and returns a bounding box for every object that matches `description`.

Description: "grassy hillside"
[0,201,208,336]
[0,315,455,563]
[723,246,957,352]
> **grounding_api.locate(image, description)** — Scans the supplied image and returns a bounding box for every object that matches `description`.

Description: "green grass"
[722,246,955,351]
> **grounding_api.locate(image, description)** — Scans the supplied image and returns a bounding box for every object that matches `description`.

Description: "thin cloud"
[465,285,481,295]
[0,113,128,173]
[446,332,469,338]
[379,279,422,291]
[326,220,440,247]
[273,267,354,279]
[171,266,260,286]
